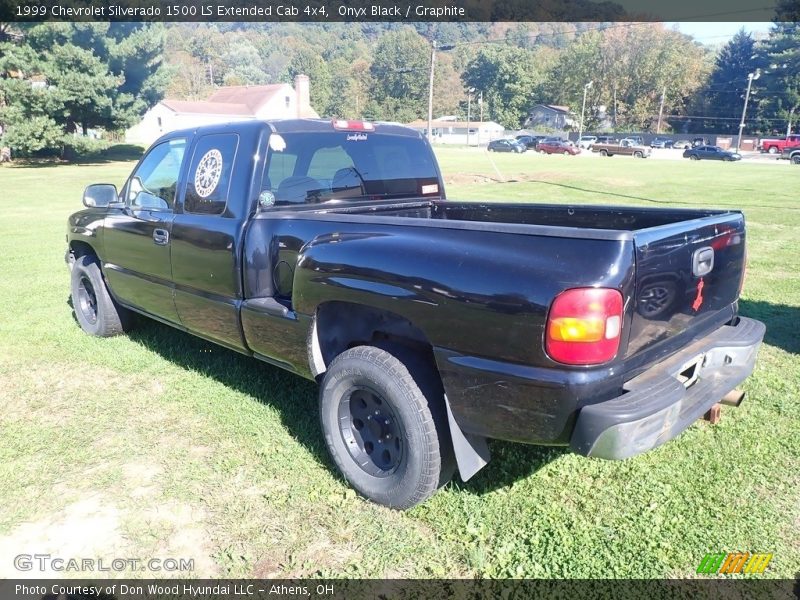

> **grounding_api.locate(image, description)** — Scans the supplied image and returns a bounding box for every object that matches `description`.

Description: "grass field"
[0,149,797,579]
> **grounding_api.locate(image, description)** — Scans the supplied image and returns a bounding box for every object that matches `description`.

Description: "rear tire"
[689,154,699,161]
[600,149,608,157]
[563,150,570,156]
[70,255,133,337]
[767,146,778,154]
[319,345,454,509]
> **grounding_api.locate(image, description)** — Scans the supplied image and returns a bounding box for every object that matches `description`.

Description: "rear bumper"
[570,317,765,460]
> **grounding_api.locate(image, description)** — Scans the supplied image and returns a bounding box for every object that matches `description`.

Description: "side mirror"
[83,184,118,208]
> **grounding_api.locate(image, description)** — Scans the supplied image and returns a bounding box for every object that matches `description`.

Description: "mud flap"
[444,394,490,481]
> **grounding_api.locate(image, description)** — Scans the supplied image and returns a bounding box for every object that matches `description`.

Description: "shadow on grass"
[66,306,564,494]
[4,144,144,168]
[121,317,332,469]
[738,299,799,355]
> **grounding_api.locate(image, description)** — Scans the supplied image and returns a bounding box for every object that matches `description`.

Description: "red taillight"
[332,119,375,132]
[546,288,623,365]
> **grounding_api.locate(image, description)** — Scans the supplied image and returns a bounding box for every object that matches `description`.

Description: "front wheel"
[70,255,133,337]
[319,345,454,509]
[563,150,570,156]
[634,151,643,158]
[791,155,800,165]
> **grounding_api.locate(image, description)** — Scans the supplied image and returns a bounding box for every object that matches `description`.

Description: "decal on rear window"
[194,149,223,198]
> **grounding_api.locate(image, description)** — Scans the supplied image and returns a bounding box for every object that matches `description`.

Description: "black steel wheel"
[70,255,133,337]
[319,345,454,509]
[76,274,98,326]
[338,386,404,477]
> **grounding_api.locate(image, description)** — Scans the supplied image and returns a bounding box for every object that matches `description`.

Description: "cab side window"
[127,138,186,211]
[184,133,239,215]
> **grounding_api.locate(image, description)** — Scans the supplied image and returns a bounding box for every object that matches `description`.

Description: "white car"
[577,136,597,149]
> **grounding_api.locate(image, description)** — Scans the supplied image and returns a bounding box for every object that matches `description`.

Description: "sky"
[666,22,773,42]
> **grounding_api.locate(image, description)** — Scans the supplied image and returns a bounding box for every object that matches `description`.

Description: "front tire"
[319,345,453,509]
[791,155,800,165]
[70,255,133,337]
[634,151,643,158]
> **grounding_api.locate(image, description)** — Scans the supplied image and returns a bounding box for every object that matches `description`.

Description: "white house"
[406,119,505,146]
[126,75,319,145]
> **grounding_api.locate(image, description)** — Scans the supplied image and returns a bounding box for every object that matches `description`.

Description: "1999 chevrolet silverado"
[67,119,765,508]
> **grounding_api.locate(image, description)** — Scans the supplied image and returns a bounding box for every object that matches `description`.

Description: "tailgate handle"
[692,247,714,277]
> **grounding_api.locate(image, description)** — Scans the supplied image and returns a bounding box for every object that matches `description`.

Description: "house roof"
[160,100,253,116]
[529,104,572,114]
[207,84,290,112]
[159,82,319,119]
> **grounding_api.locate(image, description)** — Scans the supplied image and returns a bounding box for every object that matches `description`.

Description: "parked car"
[759,133,800,154]
[488,138,527,153]
[683,146,742,161]
[538,140,581,155]
[692,137,708,148]
[595,135,617,144]
[626,135,645,145]
[66,118,765,509]
[591,138,651,158]
[650,137,674,148]
[779,144,800,164]
[577,136,598,149]
[515,135,546,149]
[672,140,692,149]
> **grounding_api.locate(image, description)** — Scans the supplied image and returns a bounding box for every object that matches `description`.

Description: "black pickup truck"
[67,119,765,508]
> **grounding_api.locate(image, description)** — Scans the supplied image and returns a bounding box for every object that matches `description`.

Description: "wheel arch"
[308,300,491,481]
[67,240,99,269]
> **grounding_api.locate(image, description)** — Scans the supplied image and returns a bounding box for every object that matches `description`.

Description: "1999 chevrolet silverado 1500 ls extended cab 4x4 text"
[67,119,765,508]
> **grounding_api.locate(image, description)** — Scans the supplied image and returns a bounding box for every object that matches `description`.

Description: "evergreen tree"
[701,30,758,134]
[757,22,800,136]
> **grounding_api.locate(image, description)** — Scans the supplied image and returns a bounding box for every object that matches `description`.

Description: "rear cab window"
[184,133,239,215]
[261,131,440,207]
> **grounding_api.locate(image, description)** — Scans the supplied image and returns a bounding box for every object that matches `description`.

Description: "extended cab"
[67,119,765,508]
[759,133,800,154]
[591,138,651,158]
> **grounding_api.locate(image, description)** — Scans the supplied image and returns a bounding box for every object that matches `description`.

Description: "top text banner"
[1,0,793,22]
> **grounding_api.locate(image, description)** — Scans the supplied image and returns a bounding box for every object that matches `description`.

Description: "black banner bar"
[0,0,796,23]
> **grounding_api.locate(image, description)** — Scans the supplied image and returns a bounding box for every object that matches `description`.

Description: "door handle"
[153,228,169,246]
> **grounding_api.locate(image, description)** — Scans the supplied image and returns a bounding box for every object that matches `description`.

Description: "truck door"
[170,132,248,352]
[102,137,186,323]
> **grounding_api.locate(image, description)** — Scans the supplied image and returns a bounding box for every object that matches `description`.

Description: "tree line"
[0,21,798,157]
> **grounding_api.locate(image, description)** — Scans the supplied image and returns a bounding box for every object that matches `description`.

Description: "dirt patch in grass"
[0,494,125,577]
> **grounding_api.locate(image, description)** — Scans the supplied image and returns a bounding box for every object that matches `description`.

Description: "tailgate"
[626,212,746,357]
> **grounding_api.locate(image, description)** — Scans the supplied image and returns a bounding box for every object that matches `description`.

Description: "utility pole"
[736,69,760,152]
[479,91,483,123]
[466,88,474,147]
[656,87,666,134]
[426,40,437,143]
[579,81,593,141]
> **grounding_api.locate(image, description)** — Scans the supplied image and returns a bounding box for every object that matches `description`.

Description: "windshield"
[261,131,441,206]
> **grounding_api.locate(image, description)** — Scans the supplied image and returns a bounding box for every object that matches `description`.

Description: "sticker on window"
[194,149,223,198]
[421,184,439,195]
[346,133,368,141]
[269,134,287,152]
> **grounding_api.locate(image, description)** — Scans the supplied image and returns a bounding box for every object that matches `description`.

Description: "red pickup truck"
[759,133,800,154]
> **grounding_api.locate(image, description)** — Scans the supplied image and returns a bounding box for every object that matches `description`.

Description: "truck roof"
[159,118,423,144]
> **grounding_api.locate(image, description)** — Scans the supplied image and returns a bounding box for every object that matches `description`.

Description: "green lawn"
[0,149,797,579]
